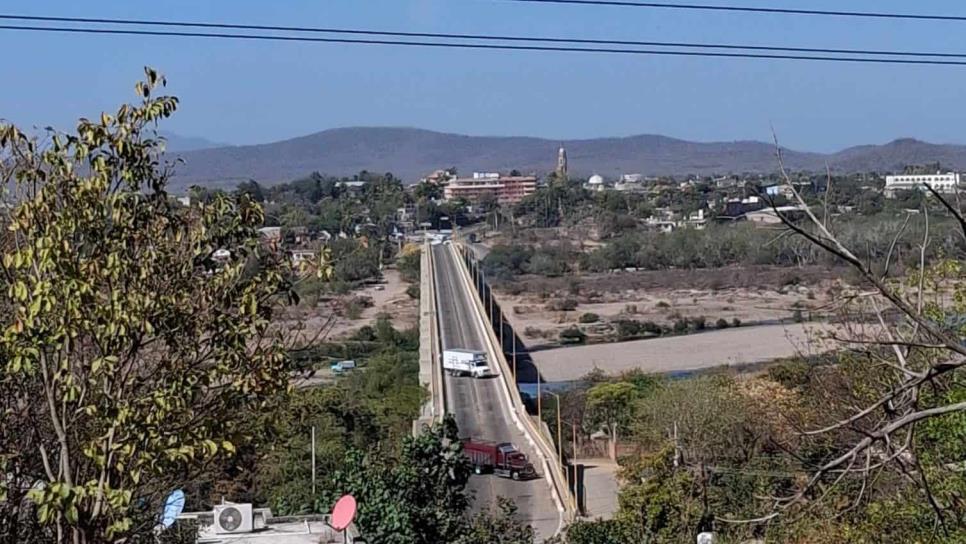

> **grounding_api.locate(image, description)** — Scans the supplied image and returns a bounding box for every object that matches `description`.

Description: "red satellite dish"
[331,495,357,531]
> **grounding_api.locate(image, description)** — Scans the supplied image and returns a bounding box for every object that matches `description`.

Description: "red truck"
[462,440,537,480]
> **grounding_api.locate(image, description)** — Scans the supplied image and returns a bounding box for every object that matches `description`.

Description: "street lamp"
[547,391,564,464]
[536,372,542,422]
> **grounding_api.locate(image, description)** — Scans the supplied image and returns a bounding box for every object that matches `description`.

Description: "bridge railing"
[450,241,578,522]
[414,242,445,435]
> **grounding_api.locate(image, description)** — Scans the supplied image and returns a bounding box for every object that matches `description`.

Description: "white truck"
[443,349,491,378]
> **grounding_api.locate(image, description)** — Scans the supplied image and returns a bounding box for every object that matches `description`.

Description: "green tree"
[235,179,265,202]
[458,498,534,544]
[0,69,295,542]
[586,382,638,461]
[328,416,471,544]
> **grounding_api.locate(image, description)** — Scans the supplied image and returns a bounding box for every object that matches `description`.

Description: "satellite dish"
[160,490,185,529]
[331,495,357,531]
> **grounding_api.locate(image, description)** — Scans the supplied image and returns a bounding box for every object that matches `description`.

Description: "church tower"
[556,145,568,180]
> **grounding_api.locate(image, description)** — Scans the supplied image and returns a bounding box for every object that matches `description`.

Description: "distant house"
[718,196,765,219]
[288,226,310,244]
[336,180,367,196]
[745,205,806,224]
[258,226,283,248]
[614,174,645,192]
[422,169,456,185]
[290,249,316,266]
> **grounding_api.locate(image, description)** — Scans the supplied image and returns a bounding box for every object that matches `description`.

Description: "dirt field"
[531,323,839,381]
[283,268,419,343]
[496,267,845,347]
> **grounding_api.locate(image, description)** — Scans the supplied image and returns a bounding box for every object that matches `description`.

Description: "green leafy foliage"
[0,69,295,542]
[327,416,471,544]
[458,498,535,544]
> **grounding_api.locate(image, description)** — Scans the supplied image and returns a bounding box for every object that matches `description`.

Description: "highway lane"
[432,243,560,542]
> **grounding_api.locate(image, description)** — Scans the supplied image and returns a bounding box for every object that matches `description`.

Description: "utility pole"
[673,421,681,468]
[549,392,563,463]
[572,421,578,470]
[536,373,542,422]
[570,420,580,516]
[512,334,517,380]
[311,426,317,497]
[488,279,493,319]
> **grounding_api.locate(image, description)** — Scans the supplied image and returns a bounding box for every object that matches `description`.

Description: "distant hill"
[167,127,966,190]
[159,131,228,153]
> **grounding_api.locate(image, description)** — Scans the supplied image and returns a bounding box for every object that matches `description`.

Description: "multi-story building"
[443,172,538,205]
[885,172,961,196]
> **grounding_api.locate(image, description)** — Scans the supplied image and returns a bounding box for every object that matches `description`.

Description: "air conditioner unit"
[213,503,253,534]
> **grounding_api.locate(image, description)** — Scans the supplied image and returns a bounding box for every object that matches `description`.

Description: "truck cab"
[462,439,537,480]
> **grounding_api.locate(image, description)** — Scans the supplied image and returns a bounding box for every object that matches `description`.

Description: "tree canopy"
[0,69,296,543]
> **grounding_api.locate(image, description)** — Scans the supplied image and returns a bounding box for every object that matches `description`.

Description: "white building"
[885,172,961,196]
[614,174,644,192]
[585,174,606,191]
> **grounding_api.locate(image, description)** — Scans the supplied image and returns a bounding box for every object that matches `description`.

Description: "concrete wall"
[413,243,443,435]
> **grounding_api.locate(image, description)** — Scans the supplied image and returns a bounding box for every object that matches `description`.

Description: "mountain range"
[159,131,228,153]
[168,127,966,190]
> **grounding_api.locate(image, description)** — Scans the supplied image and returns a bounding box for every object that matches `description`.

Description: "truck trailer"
[462,439,537,480]
[443,349,491,378]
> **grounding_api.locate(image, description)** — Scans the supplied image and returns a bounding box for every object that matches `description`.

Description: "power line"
[0,13,964,59]
[3,23,966,66]
[502,0,966,22]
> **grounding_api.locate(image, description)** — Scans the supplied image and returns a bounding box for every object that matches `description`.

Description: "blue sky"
[2,0,966,151]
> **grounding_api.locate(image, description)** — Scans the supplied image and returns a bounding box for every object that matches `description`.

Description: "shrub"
[616,319,664,340]
[715,318,729,329]
[344,300,364,320]
[655,300,671,309]
[642,321,662,335]
[792,309,804,323]
[559,327,587,344]
[672,319,689,334]
[732,318,742,327]
[405,285,420,299]
[767,359,812,389]
[567,278,582,295]
[579,312,600,324]
[397,249,421,283]
[547,297,579,312]
[691,316,707,331]
[504,283,525,296]
[615,319,641,339]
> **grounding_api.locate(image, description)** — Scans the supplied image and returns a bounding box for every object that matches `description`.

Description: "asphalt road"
[432,244,560,542]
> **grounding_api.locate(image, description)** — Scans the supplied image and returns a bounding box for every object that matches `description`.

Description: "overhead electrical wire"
[1,13,965,59]
[1,18,966,66]
[501,0,966,23]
